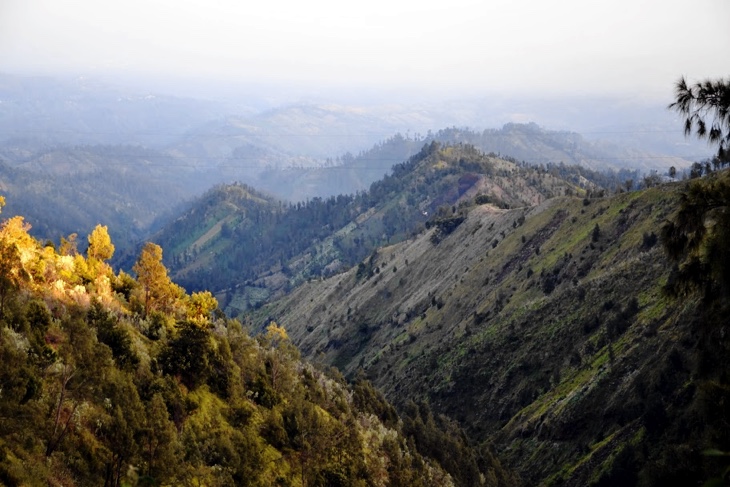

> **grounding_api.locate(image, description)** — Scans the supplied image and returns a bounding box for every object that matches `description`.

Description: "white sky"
[1,0,728,100]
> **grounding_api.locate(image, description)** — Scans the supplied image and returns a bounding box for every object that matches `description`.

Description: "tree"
[0,216,34,318]
[690,162,704,179]
[59,233,79,256]
[142,393,179,481]
[663,77,730,299]
[159,322,213,389]
[87,224,115,262]
[592,223,601,242]
[669,76,730,159]
[186,290,218,326]
[132,243,181,317]
[643,171,662,188]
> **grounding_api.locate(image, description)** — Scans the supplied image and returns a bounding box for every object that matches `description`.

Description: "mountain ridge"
[152,142,607,315]
[257,175,730,485]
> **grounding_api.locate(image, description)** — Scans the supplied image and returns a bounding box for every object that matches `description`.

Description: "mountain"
[0,120,682,260]
[152,142,611,316]
[252,133,426,202]
[0,73,705,254]
[257,171,730,485]
[249,124,692,202]
[429,124,691,173]
[0,144,198,251]
[0,203,516,486]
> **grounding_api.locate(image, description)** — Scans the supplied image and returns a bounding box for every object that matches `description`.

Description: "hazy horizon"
[2,0,728,104]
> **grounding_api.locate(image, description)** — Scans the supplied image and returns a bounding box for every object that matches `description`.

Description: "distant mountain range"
[0,71,710,256]
[0,72,238,147]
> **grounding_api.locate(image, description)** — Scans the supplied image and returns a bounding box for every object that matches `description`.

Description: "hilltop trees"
[132,242,218,324]
[0,216,34,318]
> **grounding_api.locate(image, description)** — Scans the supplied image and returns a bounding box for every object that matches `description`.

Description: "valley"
[0,72,728,486]
[261,182,700,485]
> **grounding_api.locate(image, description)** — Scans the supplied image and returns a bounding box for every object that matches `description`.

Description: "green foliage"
[88,302,140,371]
[112,269,137,300]
[352,378,399,428]
[401,400,485,487]
[160,322,215,390]
[0,203,466,486]
[662,170,730,299]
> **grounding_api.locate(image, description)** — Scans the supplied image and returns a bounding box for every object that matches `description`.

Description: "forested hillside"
[0,198,518,486]
[261,169,730,485]
[0,144,202,250]
[153,142,612,315]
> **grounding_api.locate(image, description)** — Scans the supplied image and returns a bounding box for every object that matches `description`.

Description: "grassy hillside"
[260,175,730,485]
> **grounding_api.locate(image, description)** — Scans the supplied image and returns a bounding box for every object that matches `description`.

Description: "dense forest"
[0,198,517,486]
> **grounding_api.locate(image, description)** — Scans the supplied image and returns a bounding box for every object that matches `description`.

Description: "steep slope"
[261,180,730,485]
[0,202,516,487]
[154,142,593,315]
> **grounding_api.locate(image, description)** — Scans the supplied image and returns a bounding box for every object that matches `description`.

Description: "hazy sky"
[1,0,728,100]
